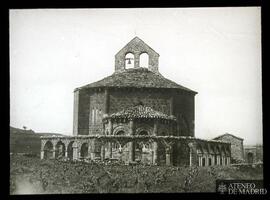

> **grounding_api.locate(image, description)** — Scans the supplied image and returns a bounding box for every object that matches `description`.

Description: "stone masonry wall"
[109,89,171,116]
[115,37,159,74]
[75,89,90,135]
[76,88,195,137]
[215,135,244,162]
[174,92,195,136]
[89,91,105,135]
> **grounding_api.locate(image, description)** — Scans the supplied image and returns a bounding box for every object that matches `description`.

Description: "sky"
[10,7,262,145]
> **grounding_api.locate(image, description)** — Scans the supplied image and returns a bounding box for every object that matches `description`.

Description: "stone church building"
[41,37,231,167]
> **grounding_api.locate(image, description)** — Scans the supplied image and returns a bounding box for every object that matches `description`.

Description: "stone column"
[153,121,158,165]
[141,149,146,164]
[101,145,105,161]
[108,119,113,159]
[134,53,140,68]
[153,142,158,165]
[217,155,220,165]
[89,140,95,160]
[205,155,209,166]
[129,142,135,162]
[188,142,197,166]
[189,148,193,167]
[65,150,68,158]
[165,152,171,166]
[129,120,135,162]
[72,144,78,160]
[165,147,172,166]
[52,146,56,159]
[108,143,113,159]
[40,150,44,160]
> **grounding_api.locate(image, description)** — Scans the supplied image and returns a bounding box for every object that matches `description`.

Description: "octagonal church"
[41,37,231,167]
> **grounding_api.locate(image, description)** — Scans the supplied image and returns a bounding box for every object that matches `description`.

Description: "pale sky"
[10,8,262,145]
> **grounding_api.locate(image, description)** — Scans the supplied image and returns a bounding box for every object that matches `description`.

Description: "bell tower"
[115,37,160,74]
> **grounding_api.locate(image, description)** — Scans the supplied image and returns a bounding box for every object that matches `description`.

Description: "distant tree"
[23,126,27,131]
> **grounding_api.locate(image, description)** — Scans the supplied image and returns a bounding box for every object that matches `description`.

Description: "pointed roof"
[213,133,244,141]
[104,105,177,121]
[115,36,159,56]
[75,67,197,94]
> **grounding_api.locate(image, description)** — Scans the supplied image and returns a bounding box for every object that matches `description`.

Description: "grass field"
[10,154,263,194]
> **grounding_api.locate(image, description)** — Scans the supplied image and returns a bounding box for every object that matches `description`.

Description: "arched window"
[139,130,148,135]
[140,53,149,68]
[161,132,166,136]
[125,53,134,69]
[116,130,125,135]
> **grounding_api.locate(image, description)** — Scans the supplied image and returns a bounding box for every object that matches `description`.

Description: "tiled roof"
[104,105,177,121]
[76,67,197,93]
[212,133,244,141]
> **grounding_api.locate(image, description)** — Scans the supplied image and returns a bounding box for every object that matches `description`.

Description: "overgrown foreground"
[10,154,263,194]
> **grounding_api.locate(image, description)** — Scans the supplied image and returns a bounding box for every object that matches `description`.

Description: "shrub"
[10,155,263,194]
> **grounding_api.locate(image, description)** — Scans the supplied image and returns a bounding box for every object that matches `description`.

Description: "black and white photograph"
[9,7,264,194]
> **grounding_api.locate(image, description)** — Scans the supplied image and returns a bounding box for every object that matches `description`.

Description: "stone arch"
[220,146,226,165]
[135,125,152,136]
[138,130,149,135]
[197,143,203,154]
[55,141,65,159]
[202,143,209,154]
[208,157,212,166]
[216,145,221,155]
[67,141,74,160]
[202,157,206,166]
[115,130,125,135]
[111,127,128,154]
[139,52,149,68]
[220,146,226,156]
[111,140,121,150]
[112,125,128,136]
[247,152,254,164]
[125,52,134,69]
[134,139,153,164]
[161,132,166,136]
[80,142,89,159]
[115,37,159,73]
[43,140,54,159]
[208,145,215,166]
[215,145,222,165]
